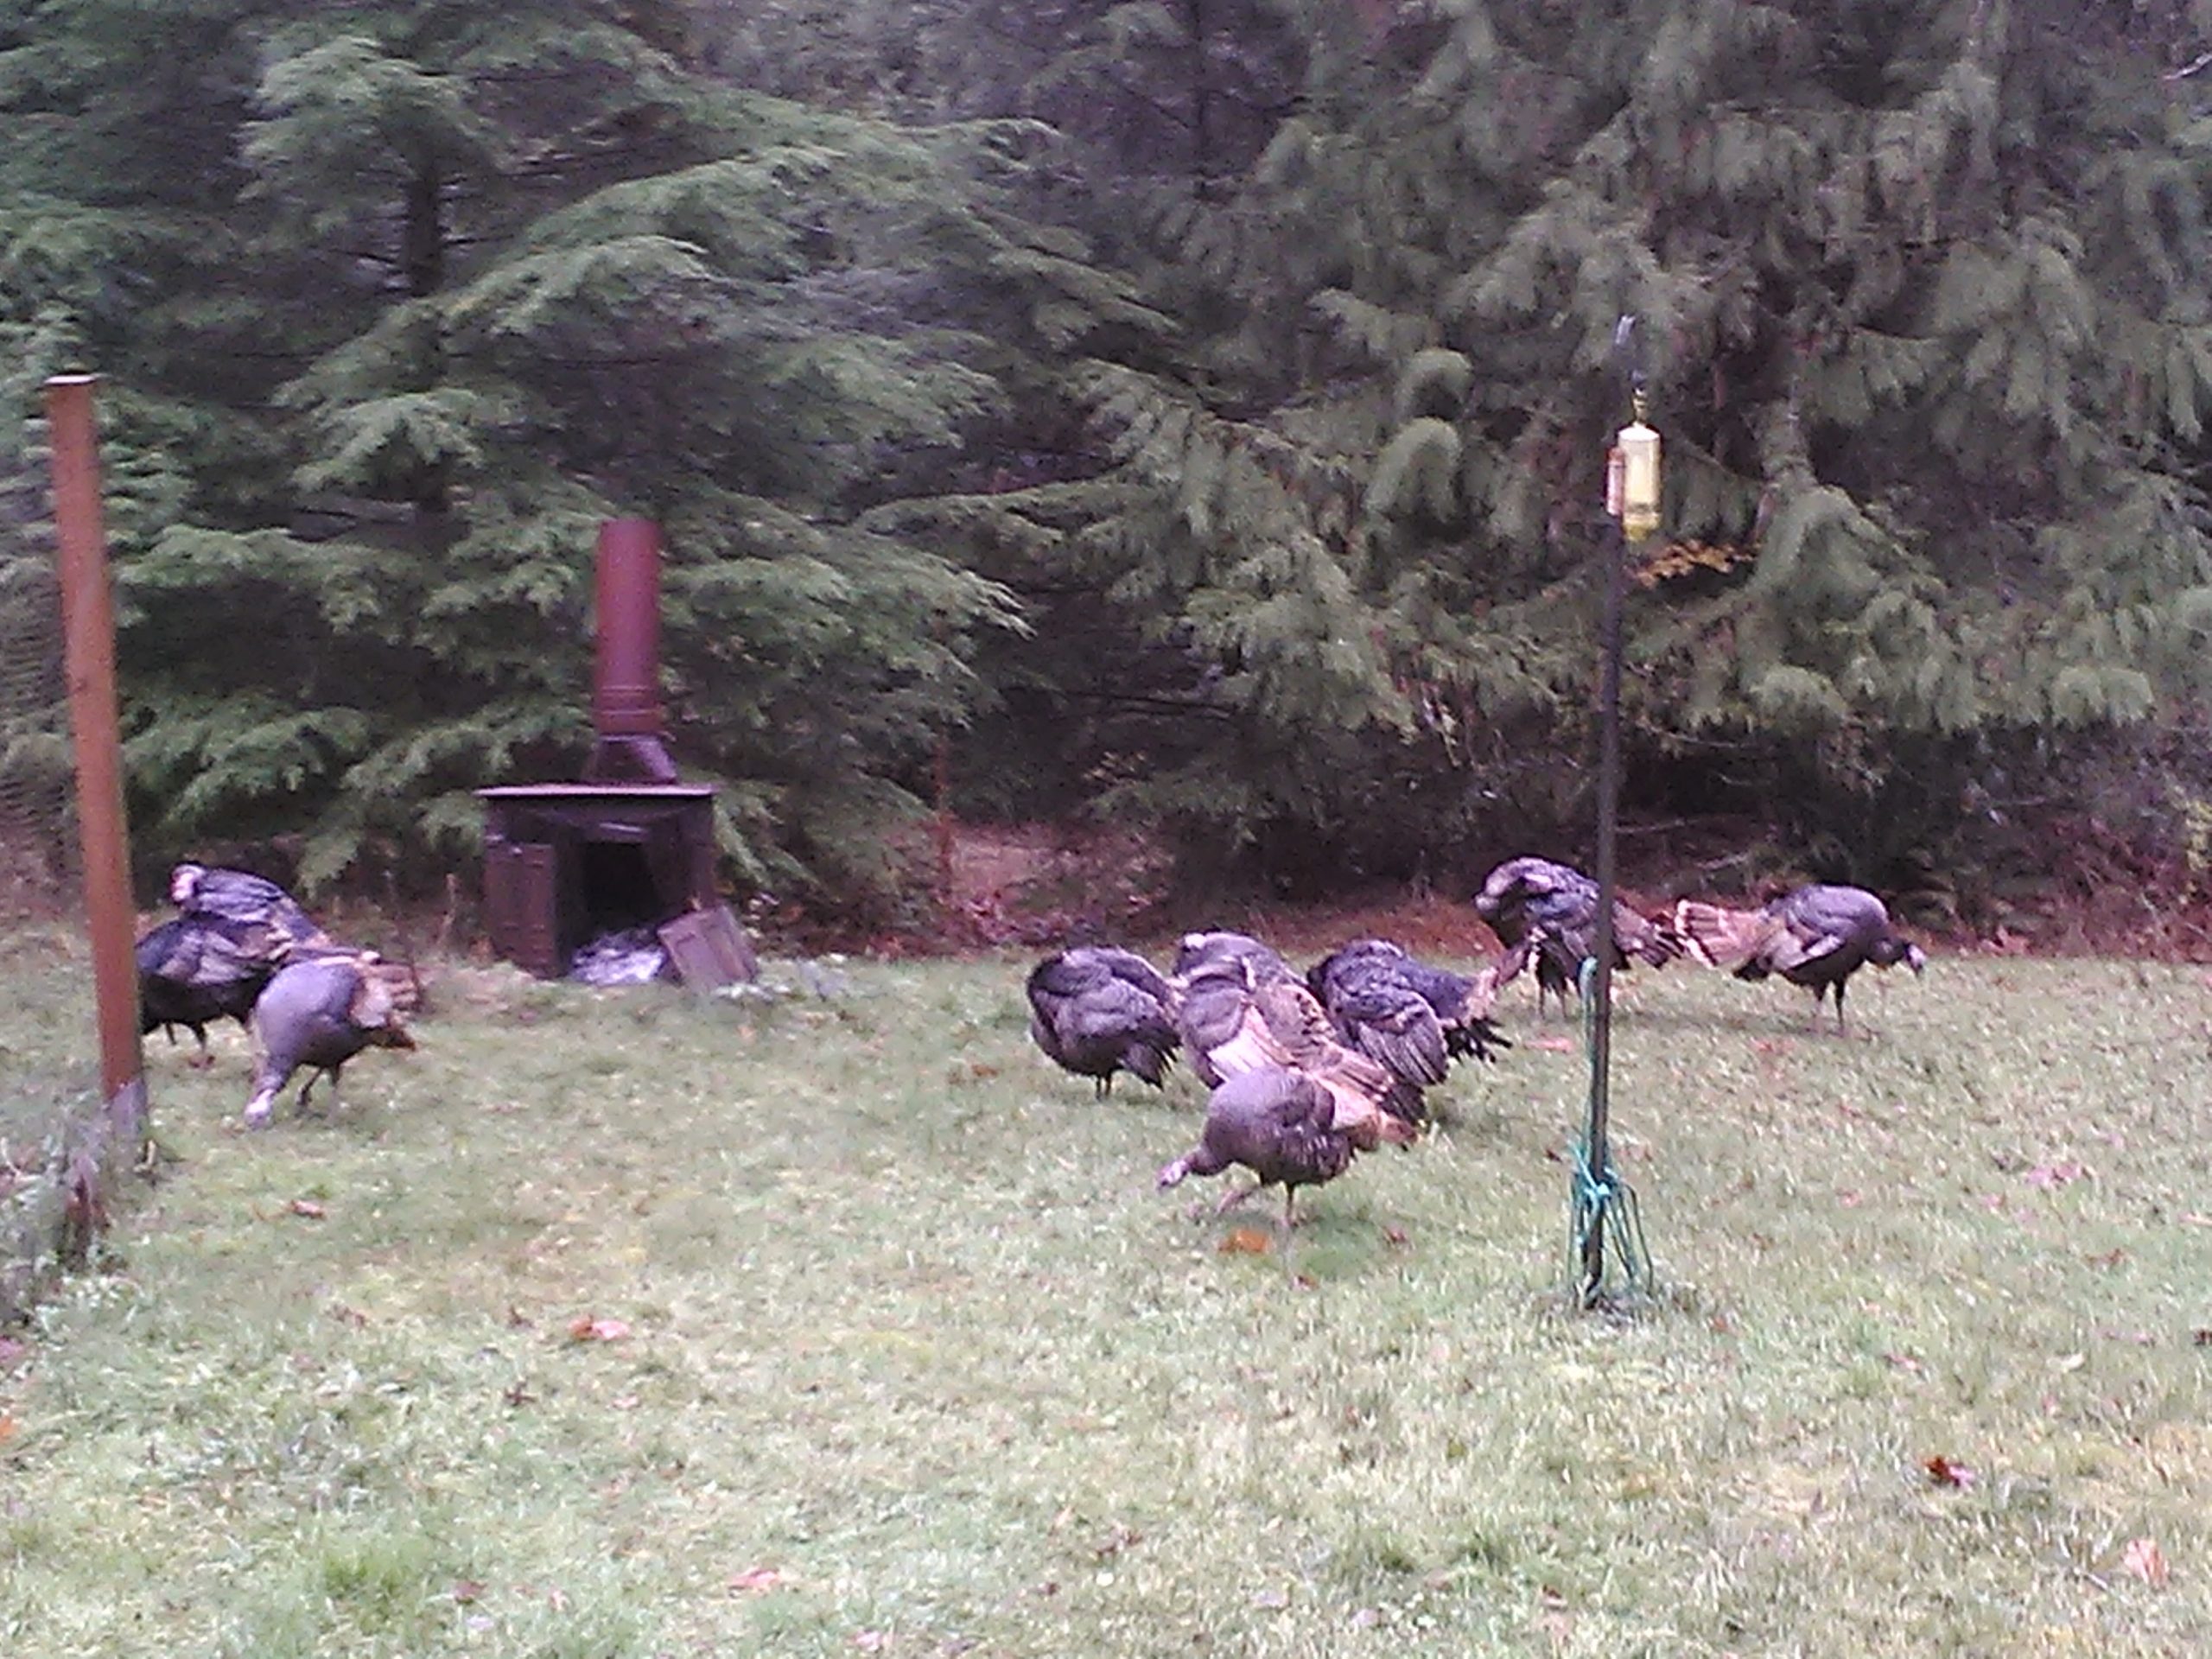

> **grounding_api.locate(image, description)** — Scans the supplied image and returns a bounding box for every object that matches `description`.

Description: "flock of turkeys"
[1027,856,1926,1262]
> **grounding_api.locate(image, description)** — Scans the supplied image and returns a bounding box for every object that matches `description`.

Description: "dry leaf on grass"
[728,1566,786,1595]
[1217,1227,1273,1255]
[566,1316,632,1343]
[286,1198,326,1219]
[1923,1454,1977,1489]
[448,1580,486,1605]
[0,1413,16,1446]
[2122,1537,2170,1586]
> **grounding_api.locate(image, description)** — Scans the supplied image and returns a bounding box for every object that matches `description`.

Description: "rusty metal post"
[44,373,147,1126]
[586,518,677,783]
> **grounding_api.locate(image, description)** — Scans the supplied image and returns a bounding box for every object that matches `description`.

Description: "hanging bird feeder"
[1571,321,1661,1310]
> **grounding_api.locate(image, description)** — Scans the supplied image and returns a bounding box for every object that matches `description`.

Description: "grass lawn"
[3,924,2209,1657]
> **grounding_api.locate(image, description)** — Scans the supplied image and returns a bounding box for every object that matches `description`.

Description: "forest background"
[9,0,2212,951]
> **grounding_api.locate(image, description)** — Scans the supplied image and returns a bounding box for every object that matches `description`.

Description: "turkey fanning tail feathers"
[1674,886,1925,1034]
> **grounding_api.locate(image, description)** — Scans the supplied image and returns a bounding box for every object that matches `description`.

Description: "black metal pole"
[1582,512,1627,1299]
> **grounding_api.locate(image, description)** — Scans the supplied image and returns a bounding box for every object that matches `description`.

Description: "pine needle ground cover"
[3,940,2208,1658]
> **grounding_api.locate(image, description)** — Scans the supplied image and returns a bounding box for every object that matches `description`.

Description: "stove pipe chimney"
[586,518,678,785]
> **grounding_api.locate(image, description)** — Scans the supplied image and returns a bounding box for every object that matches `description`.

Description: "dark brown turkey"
[1169,931,1418,1140]
[1673,884,1926,1033]
[1474,855,1681,1017]
[1303,937,1529,1118]
[168,862,329,958]
[1026,946,1180,1096]
[135,913,280,1067]
[1158,1065,1368,1268]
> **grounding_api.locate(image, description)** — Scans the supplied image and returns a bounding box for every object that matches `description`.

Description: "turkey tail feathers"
[1671,899,1771,973]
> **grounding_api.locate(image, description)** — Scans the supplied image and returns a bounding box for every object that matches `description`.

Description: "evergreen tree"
[1019,0,2212,882]
[2,0,1137,904]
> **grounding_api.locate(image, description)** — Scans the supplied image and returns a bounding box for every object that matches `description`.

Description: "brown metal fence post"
[44,374,147,1151]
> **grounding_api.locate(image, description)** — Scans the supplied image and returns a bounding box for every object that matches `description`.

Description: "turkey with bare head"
[1673,884,1925,1034]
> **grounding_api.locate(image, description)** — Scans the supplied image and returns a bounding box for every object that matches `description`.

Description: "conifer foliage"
[1,0,1075,900]
[1010,0,2212,880]
[11,2,2212,906]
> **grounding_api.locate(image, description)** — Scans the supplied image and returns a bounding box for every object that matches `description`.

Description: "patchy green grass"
[3,936,2209,1658]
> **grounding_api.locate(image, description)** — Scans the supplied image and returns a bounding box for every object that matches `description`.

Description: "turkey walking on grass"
[1474,856,1680,1017]
[1672,884,1925,1034]
[1026,946,1180,1096]
[136,914,278,1067]
[242,950,417,1128]
[1156,1065,1380,1273]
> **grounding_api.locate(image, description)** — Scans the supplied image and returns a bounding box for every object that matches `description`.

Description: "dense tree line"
[7,1,2212,920]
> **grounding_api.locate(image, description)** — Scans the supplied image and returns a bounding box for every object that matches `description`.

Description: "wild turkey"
[242,949,417,1128]
[135,914,278,1066]
[1170,932,1421,1134]
[1026,946,1180,1096]
[1303,937,1530,1114]
[168,862,329,959]
[1672,884,1926,1033]
[1158,1065,1374,1268]
[1474,855,1681,1017]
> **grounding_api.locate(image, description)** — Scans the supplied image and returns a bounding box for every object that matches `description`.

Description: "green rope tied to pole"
[1569,957,1654,1305]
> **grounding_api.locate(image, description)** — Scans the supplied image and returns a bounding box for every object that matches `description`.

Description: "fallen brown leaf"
[566,1316,632,1343]
[2122,1536,2170,1587]
[1924,1454,1976,1489]
[1531,1036,1576,1052]
[449,1580,486,1605]
[0,1413,16,1445]
[1218,1227,1273,1255]
[286,1198,326,1219]
[728,1566,785,1595]
[1382,1225,1410,1249]
[1881,1351,1923,1375]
